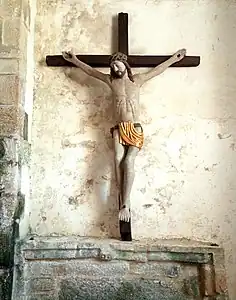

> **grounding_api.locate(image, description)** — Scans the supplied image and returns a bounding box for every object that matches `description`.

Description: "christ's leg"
[119,145,139,222]
[113,129,125,201]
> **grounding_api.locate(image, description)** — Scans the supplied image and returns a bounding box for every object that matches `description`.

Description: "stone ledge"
[18,236,222,264]
[13,236,229,300]
[19,236,221,252]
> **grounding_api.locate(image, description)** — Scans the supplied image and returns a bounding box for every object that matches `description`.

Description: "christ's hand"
[173,48,186,62]
[62,50,77,63]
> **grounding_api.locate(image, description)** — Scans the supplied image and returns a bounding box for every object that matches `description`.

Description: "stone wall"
[0,0,35,299]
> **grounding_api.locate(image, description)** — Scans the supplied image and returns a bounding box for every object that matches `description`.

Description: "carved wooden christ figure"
[62,49,186,223]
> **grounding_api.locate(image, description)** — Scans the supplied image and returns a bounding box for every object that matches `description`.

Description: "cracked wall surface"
[31,0,236,298]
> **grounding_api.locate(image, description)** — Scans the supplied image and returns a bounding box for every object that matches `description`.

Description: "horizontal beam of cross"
[46,55,200,67]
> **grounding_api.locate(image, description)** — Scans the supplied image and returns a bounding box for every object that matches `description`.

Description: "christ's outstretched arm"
[62,50,111,86]
[134,48,186,86]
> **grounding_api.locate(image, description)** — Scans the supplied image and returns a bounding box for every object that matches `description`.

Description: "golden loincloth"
[110,121,144,149]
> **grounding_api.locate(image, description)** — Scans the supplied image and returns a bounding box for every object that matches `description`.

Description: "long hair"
[109,52,134,82]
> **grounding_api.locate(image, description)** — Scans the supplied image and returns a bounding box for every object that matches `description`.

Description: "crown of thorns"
[109,52,128,65]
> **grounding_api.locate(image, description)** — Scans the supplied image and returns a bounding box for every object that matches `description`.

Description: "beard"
[110,68,126,79]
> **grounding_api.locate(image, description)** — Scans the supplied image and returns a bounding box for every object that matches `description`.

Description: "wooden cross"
[46,13,200,242]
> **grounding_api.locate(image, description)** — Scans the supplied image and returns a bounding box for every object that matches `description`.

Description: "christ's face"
[111,60,126,78]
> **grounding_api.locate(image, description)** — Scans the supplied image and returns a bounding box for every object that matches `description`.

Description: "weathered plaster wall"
[31,0,236,298]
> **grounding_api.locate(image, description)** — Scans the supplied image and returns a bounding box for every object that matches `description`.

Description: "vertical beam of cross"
[118,13,129,55]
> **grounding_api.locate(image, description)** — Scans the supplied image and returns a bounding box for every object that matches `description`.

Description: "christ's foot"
[119,207,131,222]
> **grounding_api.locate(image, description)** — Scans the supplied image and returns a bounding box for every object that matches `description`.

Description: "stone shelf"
[13,236,229,300]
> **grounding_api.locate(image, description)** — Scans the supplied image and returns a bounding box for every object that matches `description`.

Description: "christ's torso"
[110,77,140,123]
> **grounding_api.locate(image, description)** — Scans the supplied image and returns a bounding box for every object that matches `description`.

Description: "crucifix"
[46,13,200,242]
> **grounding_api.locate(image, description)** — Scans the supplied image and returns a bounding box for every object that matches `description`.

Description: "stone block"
[25,262,64,278]
[0,136,18,189]
[199,264,215,296]
[0,268,11,300]
[25,278,56,293]
[129,262,182,278]
[0,136,18,163]
[0,106,17,135]
[0,21,20,57]
[0,75,19,105]
[2,18,21,48]
[0,231,11,266]
[0,106,24,136]
[25,260,130,279]
[58,277,196,300]
[0,137,19,236]
[212,251,229,296]
[24,248,101,260]
[0,45,20,58]
[2,0,22,17]
[0,194,18,228]
[115,250,148,262]
[27,296,57,300]
[147,251,212,264]
[0,59,18,74]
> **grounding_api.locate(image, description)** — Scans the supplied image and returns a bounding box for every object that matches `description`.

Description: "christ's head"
[110,60,126,78]
[109,52,134,82]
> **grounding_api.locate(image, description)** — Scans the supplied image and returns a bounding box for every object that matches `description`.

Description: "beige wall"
[30,0,236,298]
